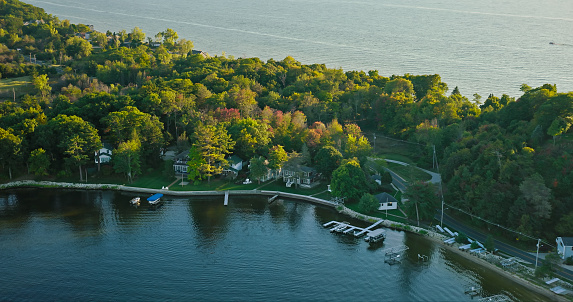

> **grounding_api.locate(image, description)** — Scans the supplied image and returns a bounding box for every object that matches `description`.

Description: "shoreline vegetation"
[0,180,568,301]
[1,0,572,299]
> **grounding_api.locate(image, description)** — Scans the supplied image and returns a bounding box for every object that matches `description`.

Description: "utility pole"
[535,238,541,270]
[434,145,445,227]
[373,133,376,153]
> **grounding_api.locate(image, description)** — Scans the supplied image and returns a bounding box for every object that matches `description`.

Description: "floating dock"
[322,220,385,238]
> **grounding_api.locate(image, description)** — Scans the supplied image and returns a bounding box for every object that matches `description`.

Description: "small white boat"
[130,197,141,205]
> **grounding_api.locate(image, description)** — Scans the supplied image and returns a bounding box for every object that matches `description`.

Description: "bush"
[565,256,573,266]
[485,235,495,252]
[358,193,379,214]
[455,232,468,244]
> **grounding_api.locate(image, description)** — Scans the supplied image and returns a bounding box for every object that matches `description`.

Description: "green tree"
[249,156,269,184]
[65,36,92,58]
[32,74,51,101]
[547,117,572,145]
[91,31,108,48]
[358,193,379,213]
[0,127,22,179]
[344,134,372,164]
[160,28,178,49]
[268,145,288,171]
[519,174,552,220]
[228,118,271,159]
[192,123,235,183]
[485,235,495,252]
[113,135,141,183]
[330,158,367,202]
[314,145,343,179]
[42,115,101,181]
[403,182,439,226]
[186,146,206,185]
[28,148,50,176]
[130,27,146,46]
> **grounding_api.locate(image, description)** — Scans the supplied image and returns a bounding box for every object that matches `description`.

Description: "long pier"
[322,220,384,237]
[224,191,229,206]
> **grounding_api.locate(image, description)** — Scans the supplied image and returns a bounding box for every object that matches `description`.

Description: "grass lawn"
[378,154,416,164]
[253,180,329,196]
[0,76,32,90]
[370,134,426,162]
[0,76,35,96]
[386,162,432,183]
[346,202,409,224]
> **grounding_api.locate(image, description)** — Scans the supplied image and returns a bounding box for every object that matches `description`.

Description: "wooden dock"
[322,220,385,238]
[354,220,384,237]
[268,194,279,204]
[224,191,229,206]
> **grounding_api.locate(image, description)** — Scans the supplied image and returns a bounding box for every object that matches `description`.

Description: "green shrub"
[565,256,573,265]
[455,232,468,244]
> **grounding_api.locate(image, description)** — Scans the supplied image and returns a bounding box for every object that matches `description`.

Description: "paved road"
[439,212,573,282]
[384,168,408,192]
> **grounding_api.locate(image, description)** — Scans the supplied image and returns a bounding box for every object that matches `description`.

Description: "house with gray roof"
[375,192,398,211]
[556,237,573,260]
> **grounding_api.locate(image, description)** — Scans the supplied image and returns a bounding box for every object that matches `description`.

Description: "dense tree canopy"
[0,0,572,242]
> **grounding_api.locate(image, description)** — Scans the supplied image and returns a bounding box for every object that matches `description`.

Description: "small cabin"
[376,192,398,211]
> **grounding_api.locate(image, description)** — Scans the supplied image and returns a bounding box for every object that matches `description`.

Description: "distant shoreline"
[0,180,568,300]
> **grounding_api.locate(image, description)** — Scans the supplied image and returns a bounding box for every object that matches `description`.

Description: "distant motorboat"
[130,197,140,205]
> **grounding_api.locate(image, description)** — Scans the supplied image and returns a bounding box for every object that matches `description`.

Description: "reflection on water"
[0,189,548,301]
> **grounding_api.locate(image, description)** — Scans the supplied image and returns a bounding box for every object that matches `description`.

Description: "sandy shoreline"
[1,180,570,300]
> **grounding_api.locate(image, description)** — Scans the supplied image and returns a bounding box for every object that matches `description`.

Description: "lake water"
[27,0,573,98]
[0,189,547,301]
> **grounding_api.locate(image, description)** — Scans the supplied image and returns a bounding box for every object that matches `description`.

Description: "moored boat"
[130,197,140,205]
[147,193,163,205]
[364,229,386,244]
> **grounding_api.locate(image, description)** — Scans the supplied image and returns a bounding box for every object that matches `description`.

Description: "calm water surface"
[0,189,547,301]
[27,0,573,97]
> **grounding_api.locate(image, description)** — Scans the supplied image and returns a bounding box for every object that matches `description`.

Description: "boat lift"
[382,245,409,265]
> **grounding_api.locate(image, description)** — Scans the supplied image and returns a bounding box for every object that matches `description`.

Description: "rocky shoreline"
[1,180,570,300]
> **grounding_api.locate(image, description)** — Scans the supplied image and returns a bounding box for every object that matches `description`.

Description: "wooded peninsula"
[1,0,572,251]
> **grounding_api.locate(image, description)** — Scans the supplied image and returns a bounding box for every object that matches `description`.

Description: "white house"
[173,150,189,174]
[375,192,398,211]
[556,237,573,260]
[95,143,113,164]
